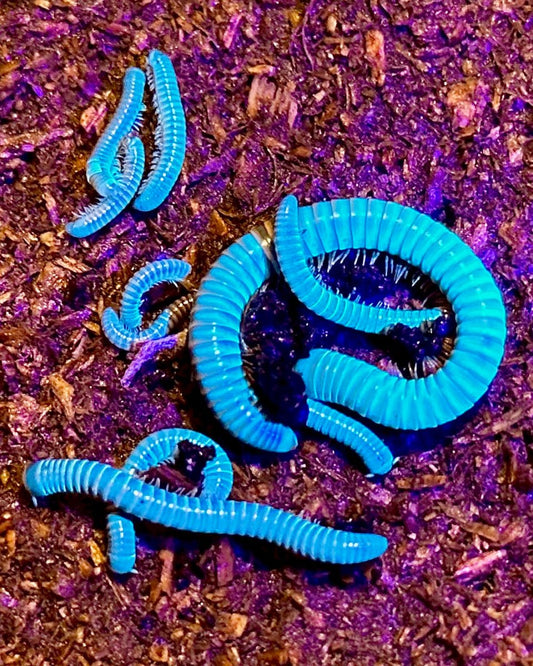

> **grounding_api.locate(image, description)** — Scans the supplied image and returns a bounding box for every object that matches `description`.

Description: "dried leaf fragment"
[223,14,242,49]
[88,539,106,567]
[80,101,108,134]
[217,612,248,639]
[365,29,386,87]
[446,78,489,135]
[48,372,75,421]
[247,64,276,76]
[8,393,50,439]
[6,529,16,556]
[454,550,506,582]
[149,643,169,663]
[248,76,276,119]
[209,210,228,236]
[326,14,337,34]
[396,475,447,490]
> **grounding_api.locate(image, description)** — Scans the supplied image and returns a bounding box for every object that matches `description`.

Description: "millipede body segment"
[66,136,145,238]
[101,258,191,351]
[189,231,299,453]
[106,428,233,574]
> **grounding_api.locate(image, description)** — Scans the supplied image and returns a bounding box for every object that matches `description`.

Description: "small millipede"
[106,428,233,574]
[101,306,173,351]
[118,258,191,330]
[132,50,186,212]
[66,136,145,238]
[24,452,387,568]
[306,398,393,475]
[102,258,191,351]
[85,67,146,197]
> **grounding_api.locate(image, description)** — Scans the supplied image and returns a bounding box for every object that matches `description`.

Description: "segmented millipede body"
[66,136,145,238]
[189,228,395,471]
[107,428,233,574]
[132,50,186,212]
[86,67,146,197]
[119,258,191,329]
[276,195,506,430]
[101,306,173,351]
[167,292,196,331]
[275,196,443,332]
[189,231,299,453]
[24,457,387,566]
[101,258,191,351]
[107,512,137,574]
[306,399,393,475]
[121,428,233,498]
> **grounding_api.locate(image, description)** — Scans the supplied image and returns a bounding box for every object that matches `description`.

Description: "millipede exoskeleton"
[101,306,173,351]
[275,196,444,333]
[132,50,186,212]
[167,292,196,331]
[306,398,393,475]
[24,454,388,568]
[86,67,146,197]
[66,136,145,238]
[189,228,397,472]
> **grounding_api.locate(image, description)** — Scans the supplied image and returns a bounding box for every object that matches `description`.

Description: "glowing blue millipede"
[106,428,233,574]
[189,228,395,474]
[85,67,146,197]
[24,429,388,572]
[101,258,191,351]
[276,196,506,430]
[132,50,186,212]
[66,50,186,238]
[189,195,505,470]
[65,136,145,238]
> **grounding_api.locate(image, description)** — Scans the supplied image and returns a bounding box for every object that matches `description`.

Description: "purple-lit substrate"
[0,0,531,664]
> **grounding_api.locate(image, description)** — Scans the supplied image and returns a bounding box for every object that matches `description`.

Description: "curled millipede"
[275,195,505,431]
[275,196,443,333]
[190,194,505,468]
[100,306,173,351]
[118,258,191,330]
[190,228,393,470]
[189,231,298,453]
[105,428,233,574]
[101,258,191,351]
